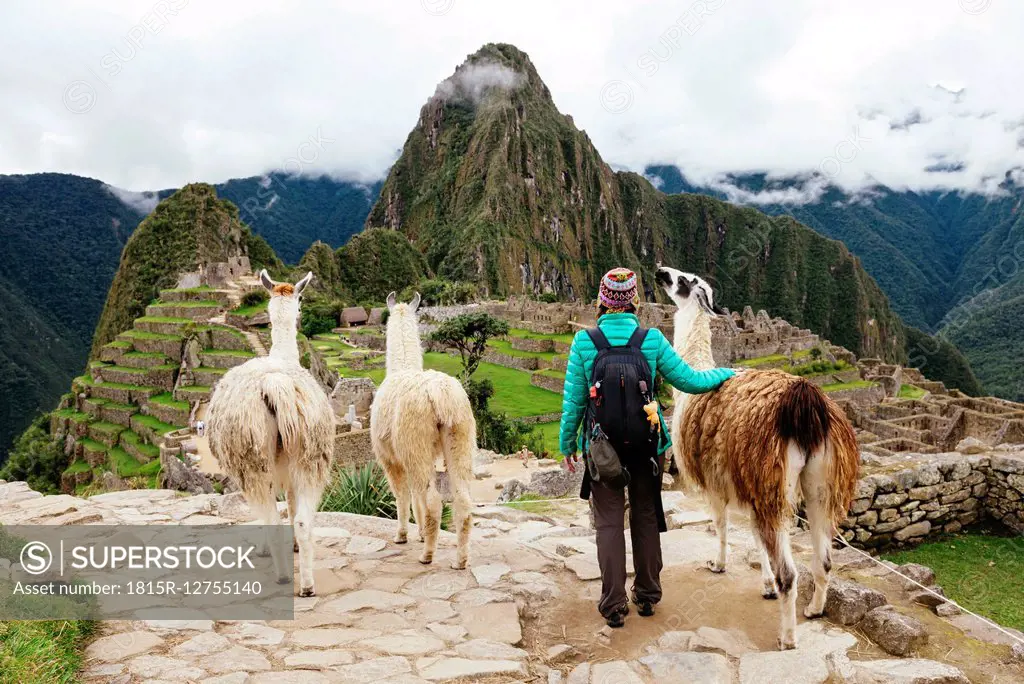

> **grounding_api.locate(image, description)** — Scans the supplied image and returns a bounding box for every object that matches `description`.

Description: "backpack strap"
[626,326,648,349]
[586,327,611,351]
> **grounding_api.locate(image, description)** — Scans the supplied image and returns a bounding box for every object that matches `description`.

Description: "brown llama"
[656,266,860,650]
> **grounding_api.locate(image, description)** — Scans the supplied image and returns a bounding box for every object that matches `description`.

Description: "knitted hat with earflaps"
[598,268,640,311]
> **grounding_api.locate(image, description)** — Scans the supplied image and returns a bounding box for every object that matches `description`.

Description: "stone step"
[120,351,171,369]
[86,383,162,406]
[50,409,91,437]
[87,421,124,448]
[199,350,255,369]
[99,401,139,426]
[144,394,192,427]
[119,330,185,361]
[100,340,133,364]
[174,385,211,403]
[158,288,235,306]
[94,365,177,391]
[120,430,160,464]
[135,317,194,336]
[145,301,224,321]
[130,414,182,444]
[76,437,108,467]
[193,367,228,386]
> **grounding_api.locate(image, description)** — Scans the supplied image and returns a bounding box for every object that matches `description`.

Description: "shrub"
[319,462,451,529]
[300,297,342,338]
[319,462,396,517]
[241,289,268,308]
[538,292,558,303]
[0,414,67,494]
[401,279,478,306]
[429,313,510,380]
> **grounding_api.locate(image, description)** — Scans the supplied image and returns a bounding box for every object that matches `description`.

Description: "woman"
[559,267,735,628]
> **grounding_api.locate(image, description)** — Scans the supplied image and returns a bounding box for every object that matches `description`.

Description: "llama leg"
[419,479,443,565]
[412,495,426,543]
[445,425,475,570]
[285,479,299,554]
[250,490,289,586]
[760,520,799,650]
[801,455,834,619]
[383,461,411,544]
[750,518,777,600]
[293,485,319,597]
[705,493,729,573]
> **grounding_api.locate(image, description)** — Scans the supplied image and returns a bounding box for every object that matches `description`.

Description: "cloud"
[103,183,159,214]
[432,60,523,105]
[0,0,1021,196]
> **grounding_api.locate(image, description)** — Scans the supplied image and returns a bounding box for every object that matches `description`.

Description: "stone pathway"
[2,479,1022,683]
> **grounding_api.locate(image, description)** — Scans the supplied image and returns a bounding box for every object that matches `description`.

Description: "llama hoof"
[762,588,778,600]
[777,635,797,650]
[257,546,271,558]
[276,576,290,585]
[705,560,726,573]
[394,532,408,544]
[418,554,434,565]
[293,541,299,553]
[804,606,825,619]
[299,586,315,598]
[451,559,467,570]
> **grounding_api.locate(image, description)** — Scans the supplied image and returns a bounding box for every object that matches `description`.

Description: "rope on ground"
[795,513,1024,647]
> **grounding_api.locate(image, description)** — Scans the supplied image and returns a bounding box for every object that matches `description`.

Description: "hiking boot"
[633,597,655,617]
[605,603,629,628]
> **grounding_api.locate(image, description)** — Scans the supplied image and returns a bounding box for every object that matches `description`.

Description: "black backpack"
[584,327,657,488]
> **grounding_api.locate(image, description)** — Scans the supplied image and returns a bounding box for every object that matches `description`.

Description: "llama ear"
[295,271,314,295]
[259,269,275,292]
[694,287,725,317]
[410,292,421,311]
[386,292,396,310]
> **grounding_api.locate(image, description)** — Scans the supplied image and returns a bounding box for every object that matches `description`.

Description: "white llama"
[656,266,859,649]
[206,270,335,597]
[370,292,475,569]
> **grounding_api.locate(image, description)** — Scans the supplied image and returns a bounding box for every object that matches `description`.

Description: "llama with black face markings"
[656,265,860,650]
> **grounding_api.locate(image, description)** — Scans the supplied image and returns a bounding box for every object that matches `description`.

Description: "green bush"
[0,414,67,494]
[240,289,268,308]
[319,462,451,529]
[300,297,342,338]
[538,292,558,303]
[320,462,396,517]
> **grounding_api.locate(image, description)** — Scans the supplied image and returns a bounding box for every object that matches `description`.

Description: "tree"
[429,313,509,380]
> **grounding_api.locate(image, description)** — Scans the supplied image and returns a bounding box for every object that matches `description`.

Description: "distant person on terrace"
[559,267,736,628]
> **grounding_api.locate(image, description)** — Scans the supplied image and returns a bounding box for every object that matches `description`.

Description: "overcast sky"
[1,0,1021,200]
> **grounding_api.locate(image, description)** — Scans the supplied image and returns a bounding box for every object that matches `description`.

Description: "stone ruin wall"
[842,448,1024,549]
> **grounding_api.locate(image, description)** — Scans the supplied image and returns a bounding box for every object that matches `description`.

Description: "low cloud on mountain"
[1,0,1021,196]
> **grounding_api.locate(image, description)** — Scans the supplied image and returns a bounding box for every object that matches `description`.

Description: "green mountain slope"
[367,43,905,362]
[89,184,272,356]
[941,276,1024,401]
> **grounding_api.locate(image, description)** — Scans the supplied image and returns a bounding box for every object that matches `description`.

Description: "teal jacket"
[558,313,734,456]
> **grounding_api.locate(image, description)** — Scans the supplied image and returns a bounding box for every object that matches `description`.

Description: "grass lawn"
[899,384,927,399]
[533,421,563,455]
[120,330,183,342]
[506,492,572,515]
[0,620,96,683]
[487,338,561,361]
[157,299,221,308]
[507,328,575,344]
[821,380,877,392]
[231,300,268,317]
[422,352,562,417]
[884,532,1024,631]
[203,349,256,358]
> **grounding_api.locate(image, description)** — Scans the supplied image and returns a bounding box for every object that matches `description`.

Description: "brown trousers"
[591,463,664,618]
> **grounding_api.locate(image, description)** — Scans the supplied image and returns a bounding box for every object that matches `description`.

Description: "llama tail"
[776,379,830,456]
[261,373,302,455]
[777,379,860,524]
